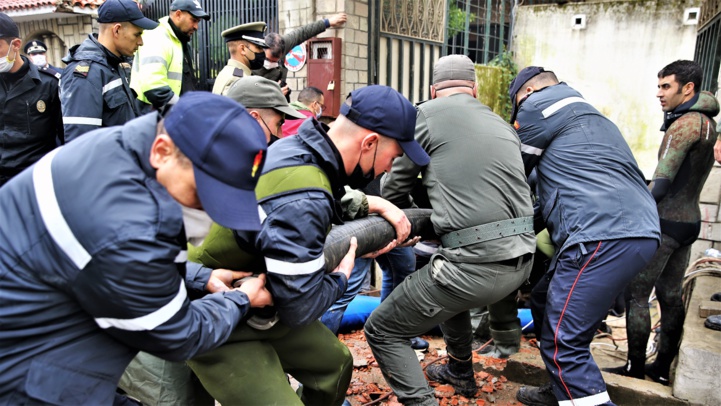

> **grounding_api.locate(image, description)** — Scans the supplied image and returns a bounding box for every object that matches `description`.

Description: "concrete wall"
[15,15,94,69]
[512,0,700,178]
[278,0,370,98]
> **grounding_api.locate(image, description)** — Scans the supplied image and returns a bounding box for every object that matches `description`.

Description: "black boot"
[705,314,721,331]
[516,382,556,406]
[425,355,477,397]
[644,362,670,386]
[602,356,645,379]
[711,292,721,302]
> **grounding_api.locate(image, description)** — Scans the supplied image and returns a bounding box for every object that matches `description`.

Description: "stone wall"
[693,163,721,260]
[278,0,370,98]
[15,15,95,68]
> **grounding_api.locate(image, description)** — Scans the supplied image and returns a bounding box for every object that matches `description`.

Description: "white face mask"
[316,106,323,118]
[0,45,16,73]
[263,59,279,70]
[181,206,213,246]
[30,54,46,67]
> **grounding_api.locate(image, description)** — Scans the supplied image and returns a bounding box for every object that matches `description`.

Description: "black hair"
[298,86,324,105]
[658,60,702,91]
[264,33,285,59]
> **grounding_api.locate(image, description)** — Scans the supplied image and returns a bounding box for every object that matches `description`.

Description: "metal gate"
[695,0,721,92]
[447,0,512,64]
[142,0,278,90]
[369,0,447,104]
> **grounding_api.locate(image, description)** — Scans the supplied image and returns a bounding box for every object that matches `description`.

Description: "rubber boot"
[477,328,521,359]
[425,354,477,397]
[602,355,645,379]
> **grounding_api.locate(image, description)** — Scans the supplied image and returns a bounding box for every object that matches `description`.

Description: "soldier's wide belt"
[441,216,534,249]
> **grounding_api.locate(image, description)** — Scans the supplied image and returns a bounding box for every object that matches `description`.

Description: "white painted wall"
[512,0,700,177]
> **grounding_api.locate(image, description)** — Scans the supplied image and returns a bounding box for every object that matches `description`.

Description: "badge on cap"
[36,100,46,113]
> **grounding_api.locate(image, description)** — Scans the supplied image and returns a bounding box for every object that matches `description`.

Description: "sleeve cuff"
[324,18,330,28]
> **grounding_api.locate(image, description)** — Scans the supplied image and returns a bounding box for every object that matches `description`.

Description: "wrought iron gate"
[142,0,278,90]
[369,0,447,104]
[695,0,721,92]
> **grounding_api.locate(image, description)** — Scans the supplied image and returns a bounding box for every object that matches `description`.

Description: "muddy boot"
[425,354,477,398]
[516,382,556,406]
[477,328,521,359]
[602,355,645,379]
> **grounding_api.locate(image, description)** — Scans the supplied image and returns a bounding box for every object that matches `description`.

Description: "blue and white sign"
[284,43,307,72]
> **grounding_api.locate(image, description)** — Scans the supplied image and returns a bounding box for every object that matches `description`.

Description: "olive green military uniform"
[212,59,251,95]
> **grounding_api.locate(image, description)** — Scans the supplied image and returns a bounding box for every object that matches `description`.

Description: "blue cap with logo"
[97,0,159,30]
[340,85,430,167]
[508,66,546,124]
[164,92,268,231]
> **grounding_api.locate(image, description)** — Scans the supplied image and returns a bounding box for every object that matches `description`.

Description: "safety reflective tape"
[140,56,168,69]
[265,255,325,276]
[541,96,590,118]
[33,148,92,270]
[63,116,103,126]
[174,250,187,263]
[558,391,610,406]
[95,279,187,331]
[167,72,183,81]
[102,78,123,94]
[521,144,544,156]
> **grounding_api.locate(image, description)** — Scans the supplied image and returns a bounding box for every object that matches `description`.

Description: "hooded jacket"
[60,34,138,142]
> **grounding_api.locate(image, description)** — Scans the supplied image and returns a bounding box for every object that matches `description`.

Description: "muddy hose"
[322,208,436,272]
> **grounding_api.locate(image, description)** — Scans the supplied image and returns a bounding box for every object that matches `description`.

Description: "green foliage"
[488,50,518,122]
[447,2,477,38]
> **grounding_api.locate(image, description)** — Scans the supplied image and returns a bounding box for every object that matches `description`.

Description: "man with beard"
[130,0,209,113]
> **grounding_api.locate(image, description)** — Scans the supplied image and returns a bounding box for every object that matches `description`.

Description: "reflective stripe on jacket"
[131,17,183,105]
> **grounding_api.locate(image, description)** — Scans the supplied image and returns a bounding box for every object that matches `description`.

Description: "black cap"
[24,40,48,54]
[0,13,19,39]
[508,66,545,123]
[170,0,210,20]
[97,0,159,30]
[221,22,268,47]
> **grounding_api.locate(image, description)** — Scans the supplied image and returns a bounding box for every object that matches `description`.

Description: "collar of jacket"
[62,33,124,68]
[661,92,700,131]
[295,118,347,201]
[0,54,31,84]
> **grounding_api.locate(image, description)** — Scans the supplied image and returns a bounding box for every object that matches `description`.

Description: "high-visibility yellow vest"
[130,17,183,104]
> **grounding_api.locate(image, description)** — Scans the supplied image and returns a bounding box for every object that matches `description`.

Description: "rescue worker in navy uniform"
[509,67,661,406]
[23,39,61,77]
[0,92,273,404]
[185,85,431,405]
[0,13,63,187]
[60,0,158,142]
[604,61,720,384]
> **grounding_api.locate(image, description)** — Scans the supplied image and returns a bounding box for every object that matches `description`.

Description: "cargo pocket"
[24,358,116,405]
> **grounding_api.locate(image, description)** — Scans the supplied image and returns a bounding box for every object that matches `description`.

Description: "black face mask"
[248,49,266,70]
[346,143,377,189]
[259,116,279,146]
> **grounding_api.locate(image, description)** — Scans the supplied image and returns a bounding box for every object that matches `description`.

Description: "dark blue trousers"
[530,238,657,406]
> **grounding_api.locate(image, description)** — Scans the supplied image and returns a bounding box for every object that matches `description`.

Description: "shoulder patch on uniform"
[73,61,91,77]
[232,67,244,78]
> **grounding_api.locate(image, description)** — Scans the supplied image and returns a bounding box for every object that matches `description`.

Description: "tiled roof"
[0,0,105,12]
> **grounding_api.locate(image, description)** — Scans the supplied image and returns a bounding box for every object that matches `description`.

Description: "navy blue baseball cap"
[164,92,268,231]
[170,0,210,20]
[508,66,546,124]
[97,0,159,30]
[340,85,430,166]
[0,13,19,39]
